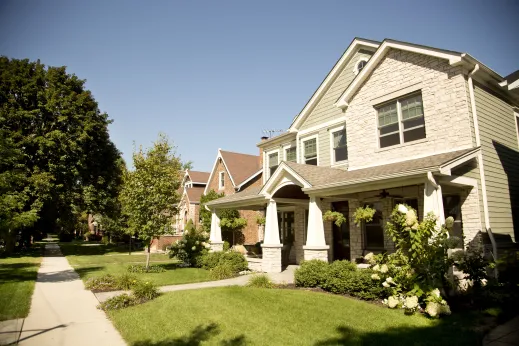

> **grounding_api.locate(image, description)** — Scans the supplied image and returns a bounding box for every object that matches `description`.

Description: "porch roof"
[204,186,265,208]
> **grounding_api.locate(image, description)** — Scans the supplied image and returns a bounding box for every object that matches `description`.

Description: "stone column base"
[210,242,224,252]
[261,244,283,273]
[303,245,330,262]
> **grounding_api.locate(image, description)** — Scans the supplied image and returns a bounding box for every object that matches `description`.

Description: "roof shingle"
[220,150,261,186]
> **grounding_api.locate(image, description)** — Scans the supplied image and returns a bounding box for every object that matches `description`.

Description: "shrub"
[169,225,210,266]
[198,251,248,274]
[209,263,236,280]
[323,269,386,300]
[58,232,74,242]
[85,274,120,291]
[223,241,230,251]
[98,294,137,311]
[101,235,110,245]
[198,251,223,270]
[247,274,273,288]
[127,264,166,273]
[451,248,491,289]
[327,260,357,275]
[117,273,140,290]
[132,281,160,302]
[294,260,330,288]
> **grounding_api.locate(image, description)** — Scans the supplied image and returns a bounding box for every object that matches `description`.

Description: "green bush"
[98,294,137,311]
[322,269,385,300]
[209,263,236,280]
[117,273,140,290]
[169,225,210,266]
[132,281,160,302]
[101,235,110,245]
[127,264,167,273]
[294,260,330,288]
[85,274,120,291]
[198,251,248,274]
[197,251,223,270]
[327,260,357,276]
[247,274,273,288]
[223,241,230,251]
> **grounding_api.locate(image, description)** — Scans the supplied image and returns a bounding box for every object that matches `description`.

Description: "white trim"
[300,133,319,166]
[203,149,237,195]
[235,169,262,192]
[289,38,380,131]
[439,148,480,175]
[260,162,312,197]
[514,111,519,150]
[218,171,225,190]
[266,148,280,180]
[297,117,346,137]
[353,57,369,76]
[336,40,463,109]
[439,175,478,187]
[370,82,423,106]
[329,125,348,166]
[282,142,297,162]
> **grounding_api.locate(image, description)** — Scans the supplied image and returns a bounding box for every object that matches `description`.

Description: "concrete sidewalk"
[95,265,298,303]
[483,315,519,346]
[14,243,126,346]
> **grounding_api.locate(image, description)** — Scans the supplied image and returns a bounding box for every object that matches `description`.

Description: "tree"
[0,57,123,240]
[120,134,183,269]
[199,189,225,231]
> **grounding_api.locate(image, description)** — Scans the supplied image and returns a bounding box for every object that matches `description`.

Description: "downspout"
[468,64,498,266]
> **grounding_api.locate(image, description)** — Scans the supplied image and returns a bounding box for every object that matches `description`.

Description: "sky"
[1,0,518,172]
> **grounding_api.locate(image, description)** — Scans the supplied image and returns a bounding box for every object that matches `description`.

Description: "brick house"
[204,149,263,247]
[206,38,519,272]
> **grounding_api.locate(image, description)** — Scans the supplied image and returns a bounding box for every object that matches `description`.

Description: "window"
[218,171,225,189]
[377,93,426,148]
[363,202,385,250]
[357,60,367,73]
[303,138,317,165]
[268,152,279,177]
[331,128,348,163]
[285,147,297,162]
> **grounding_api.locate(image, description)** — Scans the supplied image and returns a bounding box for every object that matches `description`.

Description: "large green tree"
[120,134,183,269]
[0,57,123,240]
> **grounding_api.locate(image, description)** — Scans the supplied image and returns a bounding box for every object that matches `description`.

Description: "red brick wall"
[151,235,183,251]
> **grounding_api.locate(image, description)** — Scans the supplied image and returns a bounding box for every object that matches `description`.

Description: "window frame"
[353,57,369,76]
[301,134,319,166]
[267,150,279,178]
[218,171,225,190]
[515,111,519,150]
[376,92,426,149]
[283,144,297,163]
[329,125,348,165]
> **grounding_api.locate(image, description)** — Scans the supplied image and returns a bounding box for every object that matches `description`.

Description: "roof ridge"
[219,149,259,158]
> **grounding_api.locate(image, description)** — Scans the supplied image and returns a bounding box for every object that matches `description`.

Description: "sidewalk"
[483,315,519,346]
[95,265,298,303]
[12,242,126,346]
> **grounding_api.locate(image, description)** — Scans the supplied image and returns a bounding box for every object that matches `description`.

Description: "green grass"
[108,287,484,346]
[60,243,212,287]
[0,247,42,321]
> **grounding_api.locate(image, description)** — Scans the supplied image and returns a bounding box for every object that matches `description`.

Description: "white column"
[263,199,281,245]
[424,173,445,226]
[303,196,329,262]
[209,210,223,251]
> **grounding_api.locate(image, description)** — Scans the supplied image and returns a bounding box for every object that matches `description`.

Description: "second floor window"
[377,93,426,148]
[303,138,317,165]
[219,171,225,189]
[332,128,348,163]
[285,147,297,162]
[268,152,279,177]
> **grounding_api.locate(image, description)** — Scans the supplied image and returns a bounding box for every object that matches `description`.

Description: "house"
[204,149,263,248]
[151,169,209,251]
[206,38,519,273]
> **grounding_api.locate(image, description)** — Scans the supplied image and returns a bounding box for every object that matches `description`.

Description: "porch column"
[303,196,329,262]
[424,172,445,226]
[261,199,282,273]
[209,210,224,252]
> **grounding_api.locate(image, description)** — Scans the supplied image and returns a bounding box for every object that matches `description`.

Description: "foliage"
[98,294,137,311]
[169,224,210,266]
[323,211,347,227]
[255,214,266,226]
[451,248,491,289]
[85,274,120,291]
[223,241,230,252]
[117,273,141,290]
[0,57,123,245]
[209,263,236,280]
[496,251,519,286]
[322,268,386,300]
[198,190,224,231]
[120,134,183,269]
[132,281,160,301]
[197,251,248,274]
[247,274,274,288]
[127,264,167,273]
[101,235,110,245]
[294,259,330,288]
[353,206,376,226]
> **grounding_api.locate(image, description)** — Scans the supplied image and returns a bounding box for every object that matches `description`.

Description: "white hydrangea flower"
[425,302,440,317]
[405,210,418,226]
[382,281,390,288]
[397,204,408,214]
[432,288,441,298]
[445,216,454,229]
[405,296,419,309]
[195,241,199,245]
[387,296,399,308]
[385,277,395,285]
[191,246,196,251]
[371,274,381,280]
[373,264,380,272]
[380,264,389,273]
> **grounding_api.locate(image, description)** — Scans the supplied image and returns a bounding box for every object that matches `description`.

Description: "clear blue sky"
[1,0,518,172]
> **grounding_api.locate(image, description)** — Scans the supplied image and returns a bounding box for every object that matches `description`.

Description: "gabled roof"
[204,149,261,194]
[185,186,205,204]
[186,170,210,184]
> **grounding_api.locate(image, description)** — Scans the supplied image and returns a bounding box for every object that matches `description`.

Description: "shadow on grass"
[132,323,246,346]
[0,263,40,283]
[59,243,144,257]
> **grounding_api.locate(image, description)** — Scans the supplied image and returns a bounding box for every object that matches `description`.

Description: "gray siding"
[474,84,519,241]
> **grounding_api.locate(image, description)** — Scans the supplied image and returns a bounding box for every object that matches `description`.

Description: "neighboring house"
[151,170,210,251]
[204,149,263,247]
[206,37,519,273]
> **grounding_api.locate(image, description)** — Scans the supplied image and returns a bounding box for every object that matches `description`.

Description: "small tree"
[199,190,225,232]
[120,134,183,270]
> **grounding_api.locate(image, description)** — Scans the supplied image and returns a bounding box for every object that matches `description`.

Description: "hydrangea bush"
[367,204,458,318]
[169,224,211,266]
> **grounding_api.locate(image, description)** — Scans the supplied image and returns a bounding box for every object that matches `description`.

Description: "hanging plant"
[256,214,266,226]
[353,206,376,226]
[323,211,347,227]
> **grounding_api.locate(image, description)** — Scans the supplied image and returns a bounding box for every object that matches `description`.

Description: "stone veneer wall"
[294,207,306,264]
[460,186,483,248]
[262,246,282,273]
[303,249,328,261]
[348,200,363,260]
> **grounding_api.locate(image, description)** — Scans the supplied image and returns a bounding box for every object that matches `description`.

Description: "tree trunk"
[129,236,132,255]
[145,244,151,271]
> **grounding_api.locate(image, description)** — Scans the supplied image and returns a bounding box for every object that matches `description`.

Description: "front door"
[332,201,350,260]
[278,211,295,266]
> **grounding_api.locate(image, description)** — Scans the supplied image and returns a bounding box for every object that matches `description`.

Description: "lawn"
[0,247,42,321]
[108,286,484,346]
[60,243,212,287]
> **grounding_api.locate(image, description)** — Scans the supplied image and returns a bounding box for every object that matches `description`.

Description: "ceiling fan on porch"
[376,189,402,199]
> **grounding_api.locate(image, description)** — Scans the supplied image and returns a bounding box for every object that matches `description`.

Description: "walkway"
[3,242,126,346]
[483,315,519,346]
[95,265,298,303]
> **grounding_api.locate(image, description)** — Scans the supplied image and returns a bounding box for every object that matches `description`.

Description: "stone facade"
[348,200,363,260]
[210,242,224,252]
[261,245,282,273]
[460,185,483,247]
[303,248,329,261]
